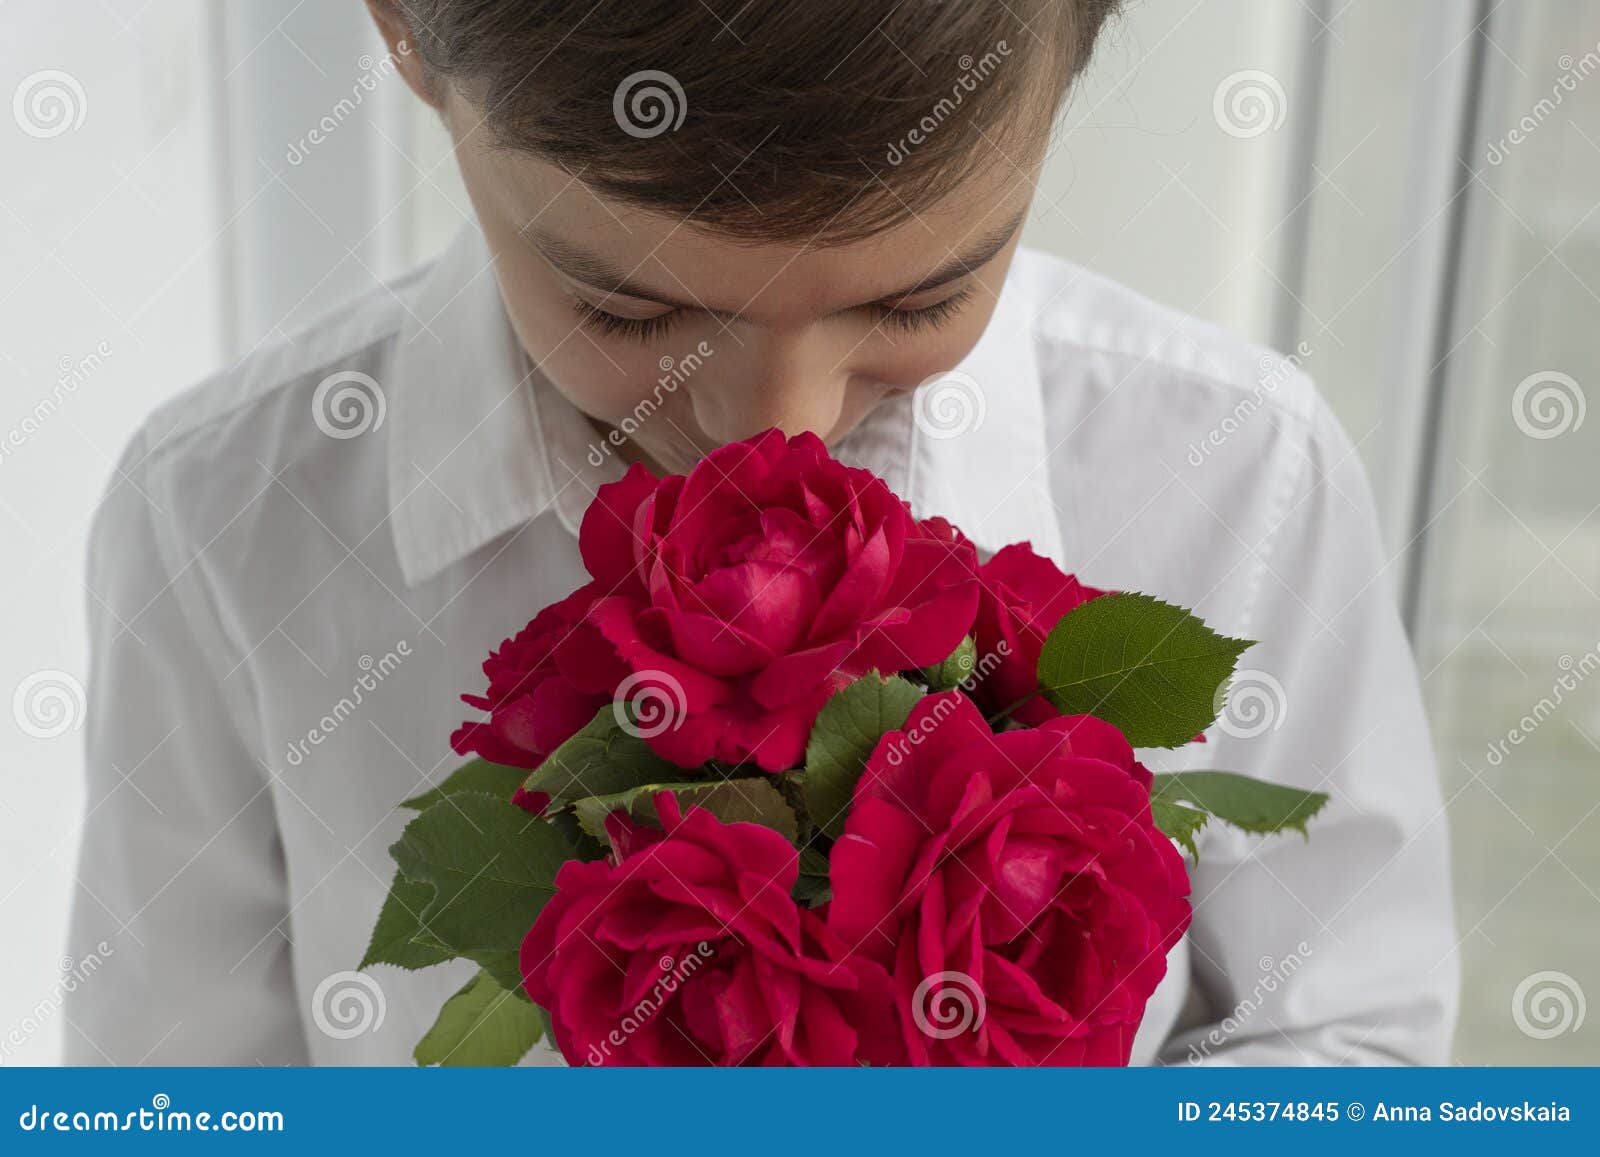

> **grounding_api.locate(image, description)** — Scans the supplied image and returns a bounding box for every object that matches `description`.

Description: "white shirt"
[65,223,1458,1066]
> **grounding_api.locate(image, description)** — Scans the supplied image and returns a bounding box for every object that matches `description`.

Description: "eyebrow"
[528,208,1027,320]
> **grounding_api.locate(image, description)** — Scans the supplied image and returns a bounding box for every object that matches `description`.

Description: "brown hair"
[395,0,1121,242]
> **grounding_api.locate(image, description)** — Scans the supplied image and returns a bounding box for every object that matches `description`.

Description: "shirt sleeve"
[1159,398,1459,1066]
[63,428,308,1065]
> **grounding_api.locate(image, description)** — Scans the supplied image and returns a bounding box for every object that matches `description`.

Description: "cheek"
[539,341,664,425]
[484,248,678,423]
[461,169,701,433]
[856,302,1000,394]
[542,341,700,431]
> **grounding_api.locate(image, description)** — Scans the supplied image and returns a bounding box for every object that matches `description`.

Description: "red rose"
[972,542,1107,726]
[451,581,626,812]
[828,692,1190,1065]
[521,794,904,1066]
[580,430,979,771]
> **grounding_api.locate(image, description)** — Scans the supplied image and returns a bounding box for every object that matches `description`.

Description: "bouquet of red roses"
[361,429,1325,1066]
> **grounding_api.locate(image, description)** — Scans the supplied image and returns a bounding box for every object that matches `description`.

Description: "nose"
[691,326,849,443]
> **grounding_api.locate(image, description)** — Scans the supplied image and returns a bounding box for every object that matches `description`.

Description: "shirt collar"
[387,223,1063,587]
[386,225,623,587]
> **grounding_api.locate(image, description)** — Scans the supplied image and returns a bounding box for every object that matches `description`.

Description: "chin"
[627,410,870,475]
[643,439,709,476]
[626,424,718,475]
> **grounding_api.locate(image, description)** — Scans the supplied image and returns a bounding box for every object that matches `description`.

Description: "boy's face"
[438,92,1038,473]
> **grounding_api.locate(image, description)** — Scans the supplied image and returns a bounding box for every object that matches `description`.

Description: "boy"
[65,1,1456,1065]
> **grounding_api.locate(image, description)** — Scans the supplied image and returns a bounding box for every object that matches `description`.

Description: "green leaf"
[1036,592,1251,747]
[470,950,531,998]
[402,758,529,811]
[1150,799,1211,858]
[1150,771,1329,849]
[917,636,978,692]
[680,780,800,844]
[546,809,610,862]
[520,706,690,801]
[414,970,546,1067]
[388,792,577,959]
[383,910,526,995]
[411,928,451,953]
[573,777,800,847]
[792,846,833,907]
[360,872,456,971]
[802,673,925,839]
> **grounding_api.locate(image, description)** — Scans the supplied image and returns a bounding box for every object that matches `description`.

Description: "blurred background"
[1,0,1595,1064]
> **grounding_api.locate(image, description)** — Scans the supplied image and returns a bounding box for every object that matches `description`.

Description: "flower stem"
[986,690,1040,727]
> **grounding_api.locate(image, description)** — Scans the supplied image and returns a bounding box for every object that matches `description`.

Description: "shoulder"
[137,267,422,476]
[95,267,424,562]
[1007,244,1359,490]
[1004,247,1374,630]
[1009,245,1321,426]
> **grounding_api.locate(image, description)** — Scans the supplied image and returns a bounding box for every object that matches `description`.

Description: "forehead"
[471,132,1039,316]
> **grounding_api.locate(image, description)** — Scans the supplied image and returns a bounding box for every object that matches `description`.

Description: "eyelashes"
[570,300,681,342]
[571,285,976,344]
[867,286,975,335]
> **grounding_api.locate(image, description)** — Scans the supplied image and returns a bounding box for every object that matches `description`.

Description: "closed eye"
[571,285,977,343]
[866,286,976,335]
[571,299,682,341]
